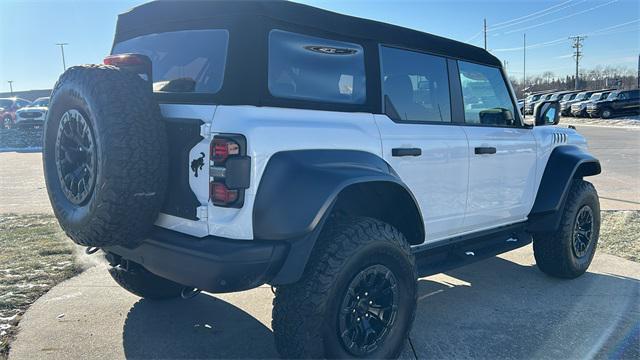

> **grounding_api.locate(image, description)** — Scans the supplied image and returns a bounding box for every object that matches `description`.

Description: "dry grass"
[599,210,640,262]
[0,214,81,359]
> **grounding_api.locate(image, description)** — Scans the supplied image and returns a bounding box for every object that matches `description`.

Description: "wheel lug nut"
[365,314,369,317]
[369,301,373,305]
[364,292,368,296]
[357,317,361,322]
[352,309,356,313]
[356,296,360,300]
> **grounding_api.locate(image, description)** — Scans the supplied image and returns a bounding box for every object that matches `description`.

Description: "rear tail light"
[211,182,239,206]
[209,134,250,207]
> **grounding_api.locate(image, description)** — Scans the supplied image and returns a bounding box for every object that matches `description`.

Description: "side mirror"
[534,100,560,126]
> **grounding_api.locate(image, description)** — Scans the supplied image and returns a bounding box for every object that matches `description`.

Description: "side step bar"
[413,224,532,278]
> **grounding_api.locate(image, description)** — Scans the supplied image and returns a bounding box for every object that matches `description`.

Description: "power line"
[492,0,574,27]
[569,35,587,90]
[489,0,585,32]
[504,0,619,34]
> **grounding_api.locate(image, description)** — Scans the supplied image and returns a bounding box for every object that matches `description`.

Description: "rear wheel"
[533,180,600,279]
[272,217,417,358]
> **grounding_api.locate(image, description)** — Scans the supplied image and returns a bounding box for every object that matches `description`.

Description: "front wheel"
[272,217,417,359]
[600,108,613,119]
[3,116,12,129]
[533,180,600,279]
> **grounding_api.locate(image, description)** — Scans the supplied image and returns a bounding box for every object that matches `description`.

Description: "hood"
[17,106,48,112]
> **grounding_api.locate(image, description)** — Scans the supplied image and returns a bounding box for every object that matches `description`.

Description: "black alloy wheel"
[338,264,399,356]
[572,205,594,259]
[54,109,97,205]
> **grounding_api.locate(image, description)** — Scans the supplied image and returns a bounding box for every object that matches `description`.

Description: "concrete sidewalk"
[9,245,640,359]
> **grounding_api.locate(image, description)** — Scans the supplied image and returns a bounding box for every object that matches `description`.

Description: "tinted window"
[112,29,229,94]
[268,30,365,104]
[458,61,517,126]
[380,46,451,122]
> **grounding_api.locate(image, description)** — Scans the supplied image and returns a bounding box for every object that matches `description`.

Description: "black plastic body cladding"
[528,145,601,232]
[253,150,423,284]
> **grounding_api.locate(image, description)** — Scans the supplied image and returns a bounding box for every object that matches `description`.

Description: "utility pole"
[483,18,487,50]
[637,53,639,88]
[569,36,586,90]
[56,43,69,71]
[7,81,14,96]
[503,59,508,72]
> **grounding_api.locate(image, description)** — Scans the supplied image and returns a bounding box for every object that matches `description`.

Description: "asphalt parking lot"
[8,247,640,359]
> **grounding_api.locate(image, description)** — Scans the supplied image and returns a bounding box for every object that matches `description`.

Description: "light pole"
[7,81,14,96]
[56,43,69,71]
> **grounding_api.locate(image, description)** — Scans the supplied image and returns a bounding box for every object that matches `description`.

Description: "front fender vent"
[553,132,568,144]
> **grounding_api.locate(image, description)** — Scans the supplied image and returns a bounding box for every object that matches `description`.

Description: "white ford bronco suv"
[43,1,601,358]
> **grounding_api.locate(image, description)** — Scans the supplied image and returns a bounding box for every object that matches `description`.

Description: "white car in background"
[15,97,49,128]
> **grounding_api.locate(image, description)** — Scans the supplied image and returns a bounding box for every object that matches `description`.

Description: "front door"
[455,60,537,232]
[376,46,469,242]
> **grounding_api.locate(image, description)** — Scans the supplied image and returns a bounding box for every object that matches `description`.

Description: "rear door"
[454,60,537,232]
[375,46,469,242]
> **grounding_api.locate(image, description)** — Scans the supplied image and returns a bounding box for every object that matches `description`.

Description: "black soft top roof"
[115,0,501,67]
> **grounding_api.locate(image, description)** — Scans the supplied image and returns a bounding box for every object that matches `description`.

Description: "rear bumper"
[105,227,289,293]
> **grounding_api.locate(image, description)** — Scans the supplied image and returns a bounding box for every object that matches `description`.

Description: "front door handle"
[474,146,497,155]
[392,148,422,157]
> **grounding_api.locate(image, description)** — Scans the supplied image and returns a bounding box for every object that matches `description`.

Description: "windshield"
[31,98,49,107]
[606,92,619,100]
[589,93,602,100]
[112,29,229,94]
[574,92,588,101]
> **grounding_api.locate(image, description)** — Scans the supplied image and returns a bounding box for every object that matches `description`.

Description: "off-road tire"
[533,180,600,279]
[43,65,168,247]
[272,217,417,359]
[109,263,183,300]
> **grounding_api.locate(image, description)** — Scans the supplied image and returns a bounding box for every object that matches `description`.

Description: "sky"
[1,0,638,93]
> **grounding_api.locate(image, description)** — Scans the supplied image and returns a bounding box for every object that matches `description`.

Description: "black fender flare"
[252,149,423,284]
[527,145,601,232]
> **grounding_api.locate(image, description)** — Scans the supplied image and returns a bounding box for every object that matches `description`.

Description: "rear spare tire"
[43,65,167,247]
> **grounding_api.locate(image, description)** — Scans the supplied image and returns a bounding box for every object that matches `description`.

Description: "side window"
[618,92,628,100]
[268,30,366,104]
[458,61,517,126]
[380,46,451,122]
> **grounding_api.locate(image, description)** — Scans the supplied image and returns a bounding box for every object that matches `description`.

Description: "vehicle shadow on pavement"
[119,255,639,359]
[122,294,279,359]
[412,256,639,359]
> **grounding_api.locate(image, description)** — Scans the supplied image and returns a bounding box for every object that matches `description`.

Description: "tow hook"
[85,247,100,255]
[181,287,202,299]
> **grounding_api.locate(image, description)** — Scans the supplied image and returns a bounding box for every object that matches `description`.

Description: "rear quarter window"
[112,29,229,94]
[268,29,366,104]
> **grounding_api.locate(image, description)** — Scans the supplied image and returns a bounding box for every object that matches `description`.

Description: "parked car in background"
[587,89,640,118]
[524,91,555,115]
[0,97,31,129]
[561,90,597,116]
[571,91,613,117]
[15,97,49,128]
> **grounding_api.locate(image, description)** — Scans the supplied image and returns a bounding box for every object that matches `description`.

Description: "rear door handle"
[392,148,422,157]
[474,146,497,155]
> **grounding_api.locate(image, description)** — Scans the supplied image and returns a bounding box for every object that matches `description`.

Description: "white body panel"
[208,105,381,239]
[374,115,469,241]
[461,126,537,231]
[156,102,588,245]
